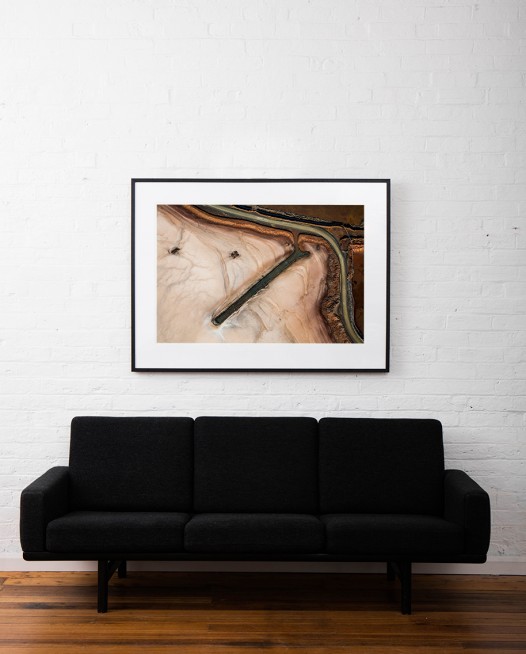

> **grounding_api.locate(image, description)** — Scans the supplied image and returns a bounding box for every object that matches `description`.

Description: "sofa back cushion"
[69,416,193,511]
[194,417,318,513]
[319,418,444,515]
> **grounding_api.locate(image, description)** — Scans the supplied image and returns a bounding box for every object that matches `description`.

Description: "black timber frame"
[97,559,127,613]
[96,557,412,614]
[25,552,486,614]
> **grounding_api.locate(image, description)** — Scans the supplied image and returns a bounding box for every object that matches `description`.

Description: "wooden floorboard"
[0,572,525,653]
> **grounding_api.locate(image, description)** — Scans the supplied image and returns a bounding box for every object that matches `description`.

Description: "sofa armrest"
[444,469,491,556]
[20,466,70,553]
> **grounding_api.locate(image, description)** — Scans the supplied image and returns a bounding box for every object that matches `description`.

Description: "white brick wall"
[0,0,525,570]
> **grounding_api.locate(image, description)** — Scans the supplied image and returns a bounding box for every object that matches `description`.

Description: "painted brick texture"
[0,0,525,567]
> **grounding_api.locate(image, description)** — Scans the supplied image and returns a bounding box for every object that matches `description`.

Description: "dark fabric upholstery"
[194,417,319,513]
[19,415,491,568]
[319,418,445,515]
[322,514,464,555]
[20,467,70,552]
[185,513,324,553]
[69,417,193,511]
[46,511,190,553]
[444,469,491,555]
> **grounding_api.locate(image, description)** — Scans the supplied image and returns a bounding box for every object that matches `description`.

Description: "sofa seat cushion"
[46,511,190,553]
[322,514,464,555]
[185,514,324,553]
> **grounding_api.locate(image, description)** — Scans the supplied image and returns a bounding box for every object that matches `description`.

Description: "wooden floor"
[0,572,525,653]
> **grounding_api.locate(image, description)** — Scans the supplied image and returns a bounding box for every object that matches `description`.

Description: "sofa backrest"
[68,415,446,515]
[69,416,194,511]
[193,417,319,513]
[319,418,445,515]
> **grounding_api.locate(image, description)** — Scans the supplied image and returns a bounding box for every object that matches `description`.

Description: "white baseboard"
[1,556,525,575]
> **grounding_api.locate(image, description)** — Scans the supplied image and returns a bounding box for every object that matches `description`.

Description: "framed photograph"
[132,179,390,371]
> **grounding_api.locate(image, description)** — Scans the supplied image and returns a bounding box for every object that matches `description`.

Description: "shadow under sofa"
[20,416,491,613]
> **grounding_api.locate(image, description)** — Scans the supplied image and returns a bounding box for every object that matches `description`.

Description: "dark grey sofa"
[20,416,491,614]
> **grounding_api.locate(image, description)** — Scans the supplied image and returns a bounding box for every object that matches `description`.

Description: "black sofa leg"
[399,561,412,615]
[118,560,127,578]
[388,561,412,614]
[97,560,109,613]
[97,560,123,613]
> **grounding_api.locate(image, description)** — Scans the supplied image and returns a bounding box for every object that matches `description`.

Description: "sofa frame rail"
[94,558,415,614]
[24,552,486,614]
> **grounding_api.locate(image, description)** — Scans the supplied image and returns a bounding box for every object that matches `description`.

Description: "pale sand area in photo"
[157,206,332,344]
